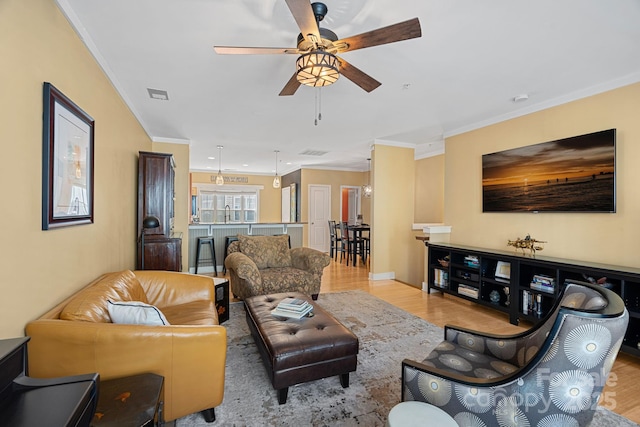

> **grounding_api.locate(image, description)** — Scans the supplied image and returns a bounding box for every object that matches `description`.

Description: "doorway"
[340,186,361,225]
[308,184,331,252]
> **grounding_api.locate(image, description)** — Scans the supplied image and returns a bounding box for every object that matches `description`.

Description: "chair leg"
[278,387,289,404]
[201,408,215,423]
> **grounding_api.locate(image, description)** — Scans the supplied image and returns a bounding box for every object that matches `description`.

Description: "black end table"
[91,373,163,427]
[214,278,229,324]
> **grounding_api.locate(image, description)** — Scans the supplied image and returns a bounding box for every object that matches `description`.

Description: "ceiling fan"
[213,0,422,96]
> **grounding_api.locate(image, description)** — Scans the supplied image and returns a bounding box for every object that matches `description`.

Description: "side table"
[214,277,229,324]
[91,373,164,427]
[387,401,457,427]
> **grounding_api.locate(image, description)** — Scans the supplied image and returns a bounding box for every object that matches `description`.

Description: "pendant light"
[272,150,281,189]
[215,145,224,185]
[362,158,372,198]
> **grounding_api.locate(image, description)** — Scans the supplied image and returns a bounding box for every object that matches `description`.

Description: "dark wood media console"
[426,242,640,356]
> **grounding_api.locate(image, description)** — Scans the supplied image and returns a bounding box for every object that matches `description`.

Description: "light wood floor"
[317,258,640,424]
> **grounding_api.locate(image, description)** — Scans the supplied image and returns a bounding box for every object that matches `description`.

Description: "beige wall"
[0,0,151,338]
[445,82,640,266]
[371,145,419,284]
[415,155,445,223]
[153,142,190,271]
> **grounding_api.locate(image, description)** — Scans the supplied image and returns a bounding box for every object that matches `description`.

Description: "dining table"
[347,224,370,266]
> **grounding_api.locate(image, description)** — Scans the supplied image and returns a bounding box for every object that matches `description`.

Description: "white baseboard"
[369,271,395,281]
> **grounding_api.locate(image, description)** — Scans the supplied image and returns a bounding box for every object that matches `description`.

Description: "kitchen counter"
[187,223,305,274]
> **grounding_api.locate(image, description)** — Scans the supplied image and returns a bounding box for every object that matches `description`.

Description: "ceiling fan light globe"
[296,51,339,87]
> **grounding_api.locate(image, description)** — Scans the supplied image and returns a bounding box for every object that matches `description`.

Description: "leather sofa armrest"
[134,270,215,307]
[224,252,262,285]
[290,247,331,274]
[25,319,226,421]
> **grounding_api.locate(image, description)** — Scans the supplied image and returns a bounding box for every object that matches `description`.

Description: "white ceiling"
[57,0,640,175]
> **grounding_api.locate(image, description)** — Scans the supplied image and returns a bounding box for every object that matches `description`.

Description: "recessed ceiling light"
[207,156,216,160]
[286,162,292,165]
[513,94,529,103]
[242,164,249,167]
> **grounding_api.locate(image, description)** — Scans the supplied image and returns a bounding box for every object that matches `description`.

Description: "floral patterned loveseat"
[224,234,330,300]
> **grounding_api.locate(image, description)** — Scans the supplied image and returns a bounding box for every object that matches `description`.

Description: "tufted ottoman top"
[244,292,359,372]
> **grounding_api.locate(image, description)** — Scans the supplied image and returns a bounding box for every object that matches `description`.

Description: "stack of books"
[458,284,479,299]
[530,274,555,294]
[271,297,314,319]
[464,255,480,269]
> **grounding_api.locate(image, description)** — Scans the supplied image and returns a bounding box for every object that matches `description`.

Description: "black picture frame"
[42,82,95,229]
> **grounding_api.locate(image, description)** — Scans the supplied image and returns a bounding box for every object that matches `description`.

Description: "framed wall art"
[482,129,615,213]
[42,82,95,229]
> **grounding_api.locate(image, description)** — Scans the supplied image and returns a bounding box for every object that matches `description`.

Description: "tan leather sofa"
[25,270,226,423]
[225,234,330,300]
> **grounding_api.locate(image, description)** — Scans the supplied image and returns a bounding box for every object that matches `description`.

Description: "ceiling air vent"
[147,88,169,101]
[299,149,328,156]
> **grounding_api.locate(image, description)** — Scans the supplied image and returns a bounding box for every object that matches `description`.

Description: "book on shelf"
[530,274,556,293]
[433,269,449,288]
[463,255,480,269]
[458,284,479,299]
[522,289,544,317]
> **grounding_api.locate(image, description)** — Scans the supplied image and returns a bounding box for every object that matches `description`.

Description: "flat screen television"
[482,129,616,213]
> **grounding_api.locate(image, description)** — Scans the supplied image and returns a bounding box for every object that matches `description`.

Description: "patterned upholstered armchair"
[224,234,330,300]
[402,280,628,426]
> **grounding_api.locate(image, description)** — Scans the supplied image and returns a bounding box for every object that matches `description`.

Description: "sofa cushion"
[107,300,170,325]
[161,300,218,325]
[60,270,148,323]
[260,268,315,294]
[239,235,292,269]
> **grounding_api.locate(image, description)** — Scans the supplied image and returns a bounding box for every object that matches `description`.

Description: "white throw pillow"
[107,300,170,326]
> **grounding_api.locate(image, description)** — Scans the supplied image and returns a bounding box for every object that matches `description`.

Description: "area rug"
[176,291,637,426]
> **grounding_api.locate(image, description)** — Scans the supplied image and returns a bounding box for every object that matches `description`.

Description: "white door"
[308,184,331,252]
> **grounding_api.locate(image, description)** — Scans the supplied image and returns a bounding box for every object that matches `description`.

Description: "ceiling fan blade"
[279,72,302,96]
[337,58,381,93]
[214,46,299,55]
[335,17,422,53]
[285,0,321,45]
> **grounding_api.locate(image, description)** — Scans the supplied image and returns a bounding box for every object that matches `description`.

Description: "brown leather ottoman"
[244,292,359,404]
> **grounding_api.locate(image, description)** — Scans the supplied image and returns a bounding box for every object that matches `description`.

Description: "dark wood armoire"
[137,151,182,271]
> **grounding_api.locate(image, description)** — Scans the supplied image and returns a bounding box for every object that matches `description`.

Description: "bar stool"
[195,236,217,276]
[222,235,239,275]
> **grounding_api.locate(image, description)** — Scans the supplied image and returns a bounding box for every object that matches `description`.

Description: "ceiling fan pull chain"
[314,87,323,126]
[318,87,322,121]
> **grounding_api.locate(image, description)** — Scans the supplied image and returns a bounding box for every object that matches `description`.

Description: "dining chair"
[339,221,355,266]
[328,220,339,260]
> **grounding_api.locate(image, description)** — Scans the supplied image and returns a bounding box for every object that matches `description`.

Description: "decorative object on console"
[507,233,546,256]
[489,290,500,304]
[495,260,510,281]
